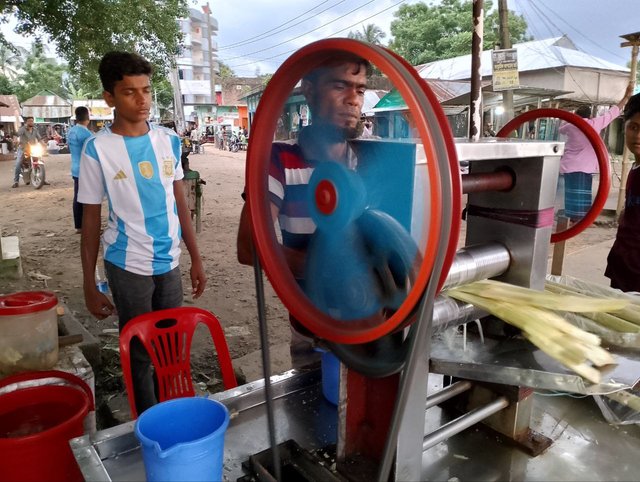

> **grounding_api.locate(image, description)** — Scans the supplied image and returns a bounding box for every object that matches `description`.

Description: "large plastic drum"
[0,370,94,482]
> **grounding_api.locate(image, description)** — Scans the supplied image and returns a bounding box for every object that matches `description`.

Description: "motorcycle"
[20,141,46,189]
[228,133,242,153]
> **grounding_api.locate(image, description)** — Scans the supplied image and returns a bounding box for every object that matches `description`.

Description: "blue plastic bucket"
[321,351,340,405]
[134,397,230,482]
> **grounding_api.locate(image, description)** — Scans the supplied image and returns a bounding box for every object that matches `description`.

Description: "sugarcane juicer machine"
[240,39,640,482]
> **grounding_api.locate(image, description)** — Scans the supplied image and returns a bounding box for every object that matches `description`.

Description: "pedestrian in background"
[68,106,93,232]
[605,92,640,292]
[559,83,633,221]
[78,51,207,415]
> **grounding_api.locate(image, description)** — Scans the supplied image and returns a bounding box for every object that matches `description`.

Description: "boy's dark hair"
[302,52,372,85]
[575,105,592,118]
[75,106,90,122]
[624,92,640,121]
[99,51,153,94]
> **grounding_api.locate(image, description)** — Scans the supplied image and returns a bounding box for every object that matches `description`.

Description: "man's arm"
[174,180,207,298]
[236,201,306,278]
[81,204,114,319]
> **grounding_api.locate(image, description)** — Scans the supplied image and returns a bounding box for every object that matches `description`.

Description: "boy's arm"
[81,204,114,319]
[174,180,207,298]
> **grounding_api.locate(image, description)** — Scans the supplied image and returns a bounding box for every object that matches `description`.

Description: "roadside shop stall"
[65,39,640,482]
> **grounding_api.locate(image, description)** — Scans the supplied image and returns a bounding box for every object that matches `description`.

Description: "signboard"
[492,48,519,91]
[179,80,211,96]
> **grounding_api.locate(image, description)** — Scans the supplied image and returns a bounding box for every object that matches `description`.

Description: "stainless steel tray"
[430,333,640,395]
[71,369,336,481]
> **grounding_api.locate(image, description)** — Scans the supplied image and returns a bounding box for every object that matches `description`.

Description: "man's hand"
[84,287,115,320]
[190,259,207,299]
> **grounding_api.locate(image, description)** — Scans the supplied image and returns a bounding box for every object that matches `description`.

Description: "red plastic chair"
[119,306,238,419]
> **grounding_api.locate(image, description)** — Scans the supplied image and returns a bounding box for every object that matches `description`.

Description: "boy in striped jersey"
[79,51,206,414]
[237,54,370,367]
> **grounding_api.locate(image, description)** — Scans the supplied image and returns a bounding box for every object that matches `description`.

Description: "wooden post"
[616,33,640,215]
[550,216,571,275]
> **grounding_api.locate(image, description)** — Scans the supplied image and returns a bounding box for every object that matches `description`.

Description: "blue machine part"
[304,161,419,321]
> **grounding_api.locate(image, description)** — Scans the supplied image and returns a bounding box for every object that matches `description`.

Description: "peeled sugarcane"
[545,281,640,329]
[447,280,623,384]
[468,279,628,312]
[606,390,640,413]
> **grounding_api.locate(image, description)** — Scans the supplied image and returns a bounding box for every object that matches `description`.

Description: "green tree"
[14,43,68,102]
[389,0,530,65]
[0,75,15,95]
[0,43,28,80]
[348,23,387,46]
[2,0,187,87]
[218,60,236,79]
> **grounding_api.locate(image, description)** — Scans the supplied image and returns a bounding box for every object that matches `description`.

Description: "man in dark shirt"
[605,92,640,292]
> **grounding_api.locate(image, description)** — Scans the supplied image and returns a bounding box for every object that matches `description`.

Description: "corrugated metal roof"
[22,90,71,107]
[0,95,21,121]
[416,36,629,81]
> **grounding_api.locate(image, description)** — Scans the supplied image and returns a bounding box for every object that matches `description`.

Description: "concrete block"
[0,236,23,279]
[57,301,101,369]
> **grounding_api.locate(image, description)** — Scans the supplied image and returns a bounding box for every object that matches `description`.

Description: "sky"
[2,0,638,77]
[198,0,638,77]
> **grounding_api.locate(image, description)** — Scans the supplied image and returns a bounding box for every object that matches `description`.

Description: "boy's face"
[103,75,152,124]
[303,62,367,137]
[625,112,640,159]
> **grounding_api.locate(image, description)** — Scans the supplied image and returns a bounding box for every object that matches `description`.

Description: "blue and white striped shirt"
[77,124,184,276]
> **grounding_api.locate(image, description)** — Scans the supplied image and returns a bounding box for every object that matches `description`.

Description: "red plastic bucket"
[0,370,94,482]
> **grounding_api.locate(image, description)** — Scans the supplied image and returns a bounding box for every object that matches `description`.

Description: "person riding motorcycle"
[12,116,42,188]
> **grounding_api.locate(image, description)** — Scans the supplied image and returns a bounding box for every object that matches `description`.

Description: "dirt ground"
[0,145,618,425]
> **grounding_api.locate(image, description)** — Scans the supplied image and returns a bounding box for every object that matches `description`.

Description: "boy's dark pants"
[105,261,183,415]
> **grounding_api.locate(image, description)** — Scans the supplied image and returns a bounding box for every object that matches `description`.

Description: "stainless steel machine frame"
[72,140,640,481]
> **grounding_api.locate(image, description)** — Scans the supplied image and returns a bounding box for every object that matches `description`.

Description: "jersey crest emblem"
[163,158,174,177]
[138,161,154,179]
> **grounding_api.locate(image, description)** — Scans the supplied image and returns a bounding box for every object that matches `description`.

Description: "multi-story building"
[174,5,219,131]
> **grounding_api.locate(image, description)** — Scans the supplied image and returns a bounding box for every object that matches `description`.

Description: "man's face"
[26,118,34,128]
[303,62,367,138]
[625,112,640,159]
[103,75,152,124]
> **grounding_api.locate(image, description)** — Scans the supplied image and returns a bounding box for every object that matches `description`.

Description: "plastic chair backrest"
[120,307,238,419]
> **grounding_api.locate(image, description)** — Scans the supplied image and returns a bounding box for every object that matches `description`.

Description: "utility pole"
[204,3,217,115]
[469,0,484,141]
[498,0,514,123]
[616,32,640,216]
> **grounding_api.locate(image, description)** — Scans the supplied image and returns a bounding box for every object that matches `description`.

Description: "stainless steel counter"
[72,367,640,481]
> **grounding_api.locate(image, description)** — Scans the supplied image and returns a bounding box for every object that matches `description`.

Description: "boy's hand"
[190,260,207,299]
[84,288,115,319]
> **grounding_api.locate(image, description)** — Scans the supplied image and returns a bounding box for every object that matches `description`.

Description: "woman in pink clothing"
[559,84,633,221]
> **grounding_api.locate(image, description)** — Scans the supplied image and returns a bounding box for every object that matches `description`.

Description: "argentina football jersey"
[78,124,184,275]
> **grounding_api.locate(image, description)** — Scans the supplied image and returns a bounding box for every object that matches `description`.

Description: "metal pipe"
[252,252,282,482]
[422,397,509,451]
[461,170,514,194]
[426,381,473,410]
[441,242,511,291]
[431,296,487,334]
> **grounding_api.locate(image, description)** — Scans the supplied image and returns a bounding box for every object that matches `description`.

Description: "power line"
[219,0,378,63]
[226,0,406,71]
[516,0,592,101]
[535,0,628,64]
[218,0,346,51]
[529,1,617,70]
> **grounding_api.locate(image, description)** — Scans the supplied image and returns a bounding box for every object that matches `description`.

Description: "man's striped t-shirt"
[268,142,316,252]
[77,124,184,276]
